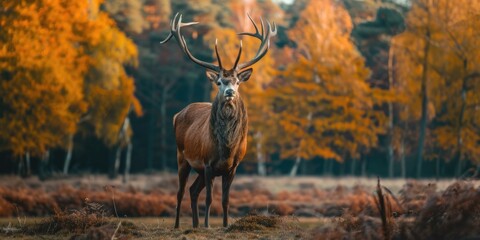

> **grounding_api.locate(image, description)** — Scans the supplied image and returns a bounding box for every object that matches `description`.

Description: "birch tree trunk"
[113,145,122,179]
[289,112,312,177]
[63,134,74,175]
[255,131,266,176]
[290,155,302,177]
[123,142,132,183]
[112,116,130,179]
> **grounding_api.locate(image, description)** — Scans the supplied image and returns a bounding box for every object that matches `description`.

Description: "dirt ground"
[1,175,479,239]
[0,216,325,239]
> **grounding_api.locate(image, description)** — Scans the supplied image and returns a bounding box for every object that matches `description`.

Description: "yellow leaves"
[0,0,140,155]
[0,0,92,155]
[393,0,480,163]
[271,0,386,163]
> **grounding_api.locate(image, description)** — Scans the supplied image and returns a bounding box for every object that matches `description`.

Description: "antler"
[234,14,277,70]
[160,13,222,72]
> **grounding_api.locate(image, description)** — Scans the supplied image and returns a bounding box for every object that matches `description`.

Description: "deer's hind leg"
[174,150,191,228]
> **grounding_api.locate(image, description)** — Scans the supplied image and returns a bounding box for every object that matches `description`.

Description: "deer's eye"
[216,81,221,86]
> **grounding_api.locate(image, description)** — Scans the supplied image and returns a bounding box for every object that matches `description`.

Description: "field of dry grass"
[0,174,479,239]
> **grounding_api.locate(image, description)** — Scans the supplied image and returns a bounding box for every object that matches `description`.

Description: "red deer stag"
[160,13,276,228]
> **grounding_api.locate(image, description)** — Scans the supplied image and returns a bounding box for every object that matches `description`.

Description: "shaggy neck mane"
[210,95,248,158]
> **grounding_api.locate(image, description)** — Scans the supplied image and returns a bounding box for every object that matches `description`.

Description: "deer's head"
[161,13,276,103]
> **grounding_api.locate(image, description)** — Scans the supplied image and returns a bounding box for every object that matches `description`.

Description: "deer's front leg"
[222,167,236,227]
[204,165,214,228]
[189,173,205,228]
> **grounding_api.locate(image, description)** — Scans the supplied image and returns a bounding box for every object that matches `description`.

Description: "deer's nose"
[225,89,235,97]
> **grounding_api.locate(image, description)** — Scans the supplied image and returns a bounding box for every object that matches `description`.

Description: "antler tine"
[238,13,260,38]
[215,39,223,70]
[232,40,242,70]
[260,17,265,37]
[159,13,179,44]
[160,13,221,72]
[236,14,277,70]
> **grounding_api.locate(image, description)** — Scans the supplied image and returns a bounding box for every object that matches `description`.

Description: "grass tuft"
[226,213,282,232]
[29,199,110,234]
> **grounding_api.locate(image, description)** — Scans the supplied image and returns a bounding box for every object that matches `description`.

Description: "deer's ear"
[238,68,253,82]
[206,70,219,83]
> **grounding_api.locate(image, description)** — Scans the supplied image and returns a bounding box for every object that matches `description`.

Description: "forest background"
[1,0,479,181]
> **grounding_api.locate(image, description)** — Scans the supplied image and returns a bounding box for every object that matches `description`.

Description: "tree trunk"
[17,155,24,176]
[39,150,50,181]
[290,112,312,177]
[113,145,122,179]
[112,115,130,179]
[123,142,132,184]
[387,42,395,178]
[455,60,468,177]
[388,145,394,178]
[25,152,30,176]
[63,134,74,175]
[416,11,432,179]
[350,158,357,176]
[290,155,301,177]
[400,139,406,179]
[255,131,267,176]
[361,157,367,177]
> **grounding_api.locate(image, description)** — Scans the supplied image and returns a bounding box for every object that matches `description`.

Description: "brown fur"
[173,95,248,174]
[173,89,249,228]
[165,12,274,229]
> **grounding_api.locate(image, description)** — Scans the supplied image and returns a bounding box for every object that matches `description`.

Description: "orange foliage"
[394,0,480,164]
[272,0,387,162]
[0,0,140,155]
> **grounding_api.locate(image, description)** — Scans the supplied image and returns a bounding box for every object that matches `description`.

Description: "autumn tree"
[103,0,147,34]
[83,2,141,179]
[352,5,406,177]
[0,0,141,178]
[273,0,388,176]
[0,0,90,177]
[394,0,480,177]
[430,0,480,177]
